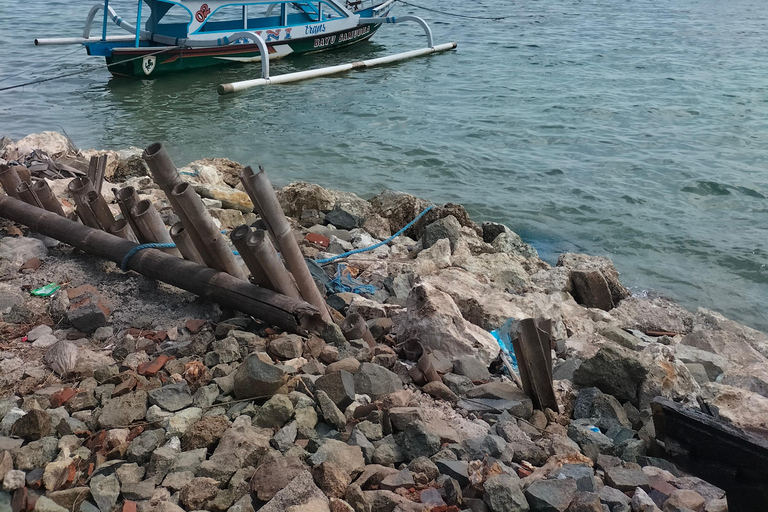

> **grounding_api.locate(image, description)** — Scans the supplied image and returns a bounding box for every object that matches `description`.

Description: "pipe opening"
[172,182,189,196]
[117,186,136,202]
[231,225,250,242]
[246,230,267,246]
[68,177,92,194]
[170,222,186,236]
[143,142,164,158]
[133,199,152,216]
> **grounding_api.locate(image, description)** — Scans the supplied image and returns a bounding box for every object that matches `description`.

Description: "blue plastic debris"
[490,317,519,374]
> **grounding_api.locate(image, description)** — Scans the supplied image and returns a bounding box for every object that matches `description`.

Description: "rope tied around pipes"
[315,205,434,265]
[121,243,177,271]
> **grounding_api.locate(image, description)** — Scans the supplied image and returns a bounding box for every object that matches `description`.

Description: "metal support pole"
[102,0,110,40]
[135,0,143,47]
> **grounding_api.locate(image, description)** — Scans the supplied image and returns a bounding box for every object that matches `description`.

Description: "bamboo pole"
[0,194,319,333]
[245,166,331,322]
[143,143,217,269]
[108,219,138,242]
[171,182,247,280]
[246,229,302,299]
[131,199,182,257]
[115,186,144,243]
[86,190,116,231]
[230,225,274,290]
[67,177,101,229]
[14,166,32,185]
[170,222,205,265]
[31,180,66,217]
[0,165,23,199]
[15,182,43,209]
[238,167,273,234]
[142,143,183,193]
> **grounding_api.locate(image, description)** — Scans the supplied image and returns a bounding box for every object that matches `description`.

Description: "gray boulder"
[484,474,529,512]
[233,355,288,399]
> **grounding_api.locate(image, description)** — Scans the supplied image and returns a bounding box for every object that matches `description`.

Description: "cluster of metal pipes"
[0,144,332,323]
[0,164,66,218]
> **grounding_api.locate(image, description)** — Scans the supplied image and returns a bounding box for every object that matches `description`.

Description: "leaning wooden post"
[131,199,182,257]
[170,222,205,265]
[245,166,331,322]
[246,229,302,299]
[0,165,23,199]
[31,180,66,217]
[86,190,116,231]
[230,225,274,290]
[171,182,247,279]
[115,187,145,243]
[0,194,320,334]
[15,182,43,209]
[67,177,101,229]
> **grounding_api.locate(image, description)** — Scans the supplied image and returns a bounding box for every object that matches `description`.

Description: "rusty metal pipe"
[131,199,182,257]
[31,180,65,217]
[170,221,205,265]
[230,225,274,290]
[14,166,32,185]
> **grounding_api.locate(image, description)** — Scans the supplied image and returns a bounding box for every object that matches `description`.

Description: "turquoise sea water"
[1,0,767,331]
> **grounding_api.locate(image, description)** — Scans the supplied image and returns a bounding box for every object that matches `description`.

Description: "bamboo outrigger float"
[35,0,456,89]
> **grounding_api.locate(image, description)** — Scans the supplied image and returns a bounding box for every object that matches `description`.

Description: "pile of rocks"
[0,132,765,512]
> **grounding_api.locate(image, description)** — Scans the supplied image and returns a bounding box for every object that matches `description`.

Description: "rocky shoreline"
[0,131,766,512]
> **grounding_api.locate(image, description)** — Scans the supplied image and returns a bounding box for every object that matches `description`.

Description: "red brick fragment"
[50,388,78,408]
[185,319,207,334]
[19,258,41,271]
[111,376,138,397]
[10,487,27,512]
[137,354,172,377]
[123,500,137,512]
[305,232,330,248]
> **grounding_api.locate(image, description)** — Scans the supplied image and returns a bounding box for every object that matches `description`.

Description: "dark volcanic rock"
[353,363,402,399]
[573,345,647,402]
[148,382,194,412]
[233,354,288,399]
[11,409,51,441]
[315,370,356,410]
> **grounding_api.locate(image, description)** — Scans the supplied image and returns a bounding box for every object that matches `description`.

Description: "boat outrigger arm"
[34,0,456,88]
[217,16,456,94]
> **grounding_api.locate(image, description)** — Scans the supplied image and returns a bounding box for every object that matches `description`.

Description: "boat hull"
[105,23,381,78]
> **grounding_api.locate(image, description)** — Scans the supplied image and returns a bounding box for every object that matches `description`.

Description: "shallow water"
[2,0,767,331]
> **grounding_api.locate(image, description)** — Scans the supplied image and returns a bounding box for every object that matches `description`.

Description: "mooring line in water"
[0,47,179,93]
[0,47,84,85]
[395,0,513,20]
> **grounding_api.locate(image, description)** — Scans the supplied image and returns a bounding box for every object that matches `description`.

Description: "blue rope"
[315,205,434,265]
[327,263,378,295]
[121,243,177,271]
